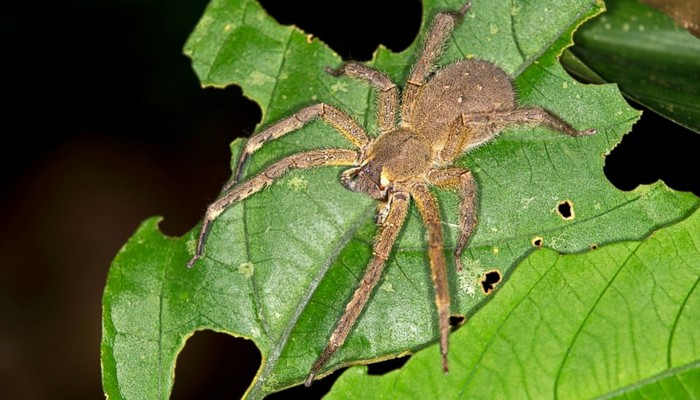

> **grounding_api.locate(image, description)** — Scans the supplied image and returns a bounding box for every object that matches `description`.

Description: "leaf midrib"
[246,203,378,399]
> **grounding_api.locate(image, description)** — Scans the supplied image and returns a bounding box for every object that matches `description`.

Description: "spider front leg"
[427,168,477,273]
[327,62,399,133]
[187,148,359,268]
[226,103,370,189]
[410,182,451,372]
[305,188,410,386]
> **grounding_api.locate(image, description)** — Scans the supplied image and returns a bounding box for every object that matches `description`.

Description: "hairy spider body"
[414,60,516,149]
[187,1,595,387]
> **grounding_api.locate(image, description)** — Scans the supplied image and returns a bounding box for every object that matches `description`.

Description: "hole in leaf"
[590,243,598,250]
[139,85,261,238]
[267,368,346,399]
[258,0,421,61]
[480,270,502,295]
[172,330,260,399]
[450,314,466,328]
[556,200,574,220]
[531,236,543,248]
[367,355,411,375]
[603,100,700,197]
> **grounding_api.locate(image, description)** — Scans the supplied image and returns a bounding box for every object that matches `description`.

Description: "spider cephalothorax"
[341,129,433,199]
[187,1,595,386]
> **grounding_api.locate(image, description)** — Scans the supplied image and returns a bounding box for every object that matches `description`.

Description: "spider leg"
[228,103,370,189]
[187,148,359,268]
[401,2,471,125]
[305,188,410,386]
[460,108,596,150]
[327,62,399,134]
[427,168,476,272]
[410,182,451,373]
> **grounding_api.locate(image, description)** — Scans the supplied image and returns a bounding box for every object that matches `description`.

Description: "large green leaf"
[564,0,700,133]
[327,206,700,399]
[101,0,699,398]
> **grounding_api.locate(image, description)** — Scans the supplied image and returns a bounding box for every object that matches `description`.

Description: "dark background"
[1,0,697,398]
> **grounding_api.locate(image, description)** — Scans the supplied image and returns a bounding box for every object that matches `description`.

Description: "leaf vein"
[592,359,700,400]
[263,28,295,119]
[508,0,527,62]
[553,241,644,399]
[667,273,700,368]
[456,253,561,397]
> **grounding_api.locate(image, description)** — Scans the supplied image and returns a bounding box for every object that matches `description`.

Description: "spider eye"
[340,168,360,191]
[340,165,387,200]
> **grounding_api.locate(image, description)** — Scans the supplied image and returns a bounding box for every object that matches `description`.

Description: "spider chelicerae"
[186,1,595,386]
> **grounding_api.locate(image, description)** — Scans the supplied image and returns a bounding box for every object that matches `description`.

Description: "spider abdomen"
[412,59,516,142]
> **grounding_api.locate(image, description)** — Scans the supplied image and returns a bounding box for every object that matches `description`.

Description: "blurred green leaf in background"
[563,0,700,133]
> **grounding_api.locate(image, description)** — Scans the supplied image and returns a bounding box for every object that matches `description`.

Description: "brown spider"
[186,1,595,386]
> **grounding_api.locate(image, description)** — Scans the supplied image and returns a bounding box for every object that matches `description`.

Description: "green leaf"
[564,0,700,133]
[326,207,700,399]
[102,0,700,398]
